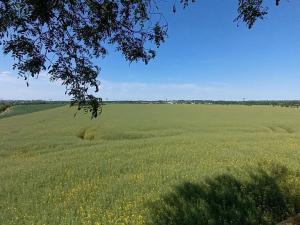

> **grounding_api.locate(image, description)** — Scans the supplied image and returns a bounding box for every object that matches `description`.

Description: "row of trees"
[104,100,300,108]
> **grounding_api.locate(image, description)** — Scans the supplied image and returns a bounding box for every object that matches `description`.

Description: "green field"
[0,103,65,119]
[1,104,300,225]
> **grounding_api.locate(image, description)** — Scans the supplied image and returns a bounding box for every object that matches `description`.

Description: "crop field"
[1,104,300,225]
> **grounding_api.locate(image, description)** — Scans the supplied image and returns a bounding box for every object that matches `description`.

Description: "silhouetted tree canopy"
[0,0,281,117]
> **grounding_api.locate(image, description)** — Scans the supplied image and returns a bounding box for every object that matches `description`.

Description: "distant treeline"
[105,100,300,107]
[2,100,300,108]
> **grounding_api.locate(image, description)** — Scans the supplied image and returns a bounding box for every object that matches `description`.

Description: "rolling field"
[1,104,300,225]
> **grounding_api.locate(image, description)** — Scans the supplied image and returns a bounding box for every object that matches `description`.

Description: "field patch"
[77,127,97,140]
[102,132,154,141]
[101,129,183,141]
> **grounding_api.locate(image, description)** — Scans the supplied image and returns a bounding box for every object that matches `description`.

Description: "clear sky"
[1,0,300,101]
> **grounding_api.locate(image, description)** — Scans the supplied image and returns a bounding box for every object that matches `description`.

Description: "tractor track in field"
[266,125,294,134]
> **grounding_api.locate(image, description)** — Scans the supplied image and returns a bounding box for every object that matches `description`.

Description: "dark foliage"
[0,0,169,117]
[0,0,282,117]
[0,103,11,113]
[235,0,280,29]
[148,164,300,225]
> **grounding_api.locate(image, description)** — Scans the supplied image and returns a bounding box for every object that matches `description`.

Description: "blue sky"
[1,0,300,101]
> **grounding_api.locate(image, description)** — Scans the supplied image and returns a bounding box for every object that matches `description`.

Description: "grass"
[0,104,300,225]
